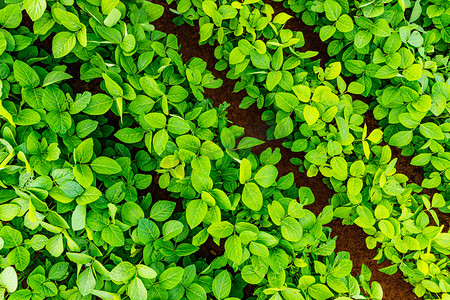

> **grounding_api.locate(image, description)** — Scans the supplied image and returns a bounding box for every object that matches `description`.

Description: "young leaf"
[242,182,263,211]
[52,32,77,58]
[91,157,122,175]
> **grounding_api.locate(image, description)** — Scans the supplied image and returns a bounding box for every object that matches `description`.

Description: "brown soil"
[152,1,424,299]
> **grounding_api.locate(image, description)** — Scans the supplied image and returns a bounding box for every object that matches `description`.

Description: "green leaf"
[54,8,83,31]
[274,116,294,139]
[8,246,30,272]
[122,202,144,226]
[198,109,218,128]
[77,187,101,206]
[186,200,208,229]
[266,71,282,91]
[336,14,353,32]
[77,267,95,296]
[0,226,22,249]
[422,173,441,189]
[13,60,40,88]
[355,206,376,228]
[249,242,269,258]
[208,221,234,238]
[330,259,352,278]
[137,52,154,72]
[383,33,402,53]
[103,73,123,98]
[162,220,183,241]
[229,48,246,65]
[308,283,334,300]
[101,0,119,15]
[136,265,157,279]
[0,204,20,221]
[82,94,113,115]
[324,0,342,21]
[348,82,365,94]
[199,141,224,160]
[110,261,136,282]
[250,51,271,69]
[145,112,166,129]
[159,267,184,290]
[419,123,444,140]
[186,283,207,300]
[138,219,160,244]
[115,128,144,144]
[403,64,422,81]
[46,111,70,135]
[212,270,232,300]
[199,23,214,43]
[422,280,441,293]
[91,157,122,175]
[225,235,242,264]
[150,201,175,222]
[239,158,252,184]
[304,105,319,125]
[67,252,92,264]
[96,26,122,43]
[268,201,285,226]
[383,178,404,196]
[241,265,264,284]
[102,225,124,247]
[273,12,292,24]
[142,2,164,22]
[237,137,264,149]
[408,31,423,47]
[153,129,169,155]
[0,100,15,127]
[48,262,69,281]
[167,85,189,103]
[243,182,263,211]
[33,12,55,35]
[345,60,366,74]
[104,8,121,27]
[0,267,17,293]
[220,127,236,149]
[76,119,98,139]
[52,31,77,59]
[319,25,336,41]
[389,131,413,147]
[330,157,348,181]
[379,219,395,239]
[42,85,67,112]
[271,48,283,70]
[120,34,136,52]
[281,217,303,242]
[46,234,63,257]
[254,165,278,188]
[128,277,147,300]
[275,93,299,112]
[324,62,341,80]
[0,4,22,29]
[72,204,86,231]
[354,31,372,48]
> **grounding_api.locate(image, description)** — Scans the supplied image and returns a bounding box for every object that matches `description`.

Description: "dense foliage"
[0,1,389,300]
[166,0,450,299]
[278,0,450,208]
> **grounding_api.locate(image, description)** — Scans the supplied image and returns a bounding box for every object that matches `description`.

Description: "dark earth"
[151,1,432,299]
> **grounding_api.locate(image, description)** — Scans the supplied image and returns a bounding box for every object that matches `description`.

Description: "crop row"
[165,0,450,298]
[0,1,380,300]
